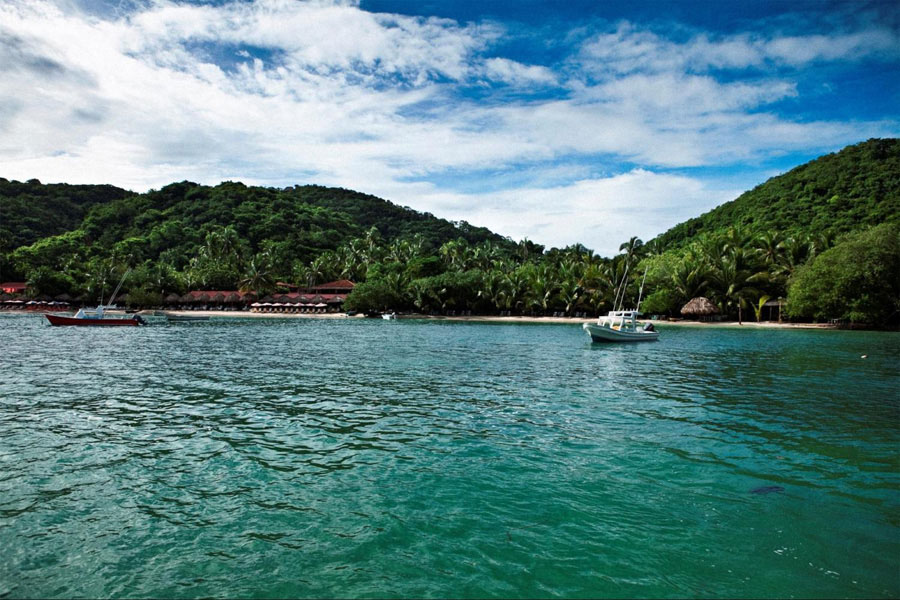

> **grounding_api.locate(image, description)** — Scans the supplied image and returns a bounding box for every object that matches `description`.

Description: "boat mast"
[104,268,131,308]
[635,269,648,313]
[614,263,629,312]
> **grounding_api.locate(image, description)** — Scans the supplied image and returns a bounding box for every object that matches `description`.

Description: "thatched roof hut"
[681,296,719,317]
[165,293,181,304]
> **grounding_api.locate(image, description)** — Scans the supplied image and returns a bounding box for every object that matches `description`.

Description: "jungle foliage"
[1,139,898,325]
[652,138,900,252]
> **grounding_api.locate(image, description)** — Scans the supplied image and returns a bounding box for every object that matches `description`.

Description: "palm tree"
[619,236,644,268]
[478,271,506,313]
[239,253,274,297]
[558,278,582,316]
[500,269,527,313]
[777,236,812,280]
[709,247,768,324]
[525,265,557,314]
[670,258,709,304]
[754,230,785,266]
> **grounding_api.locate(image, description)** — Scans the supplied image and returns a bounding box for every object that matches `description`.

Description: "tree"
[787,224,900,324]
[708,247,768,324]
[239,253,275,297]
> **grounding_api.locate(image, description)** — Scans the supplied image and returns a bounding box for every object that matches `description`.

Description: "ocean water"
[0,313,898,598]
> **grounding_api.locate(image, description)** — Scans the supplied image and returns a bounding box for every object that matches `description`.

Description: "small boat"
[583,267,658,343]
[45,267,144,327]
[382,312,397,320]
[583,310,658,343]
[47,306,144,327]
[166,314,209,323]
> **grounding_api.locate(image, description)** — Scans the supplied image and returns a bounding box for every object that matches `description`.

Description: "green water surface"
[0,314,898,598]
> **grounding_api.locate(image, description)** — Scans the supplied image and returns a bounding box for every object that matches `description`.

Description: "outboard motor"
[135,315,147,326]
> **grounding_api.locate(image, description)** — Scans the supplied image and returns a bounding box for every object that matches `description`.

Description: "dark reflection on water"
[1,314,898,598]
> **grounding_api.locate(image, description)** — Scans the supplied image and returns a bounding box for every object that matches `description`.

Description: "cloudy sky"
[2,0,898,255]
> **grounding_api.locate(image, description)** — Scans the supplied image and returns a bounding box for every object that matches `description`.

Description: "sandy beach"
[148,309,839,329]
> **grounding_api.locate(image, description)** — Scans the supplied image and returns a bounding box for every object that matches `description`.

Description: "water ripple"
[0,315,898,598]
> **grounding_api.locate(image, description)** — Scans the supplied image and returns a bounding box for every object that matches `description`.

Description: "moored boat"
[583,267,658,343]
[583,310,658,342]
[166,314,209,322]
[45,268,144,326]
[46,306,144,327]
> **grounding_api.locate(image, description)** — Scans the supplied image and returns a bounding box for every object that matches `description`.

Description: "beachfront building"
[250,280,355,313]
[176,290,252,310]
[1,282,27,295]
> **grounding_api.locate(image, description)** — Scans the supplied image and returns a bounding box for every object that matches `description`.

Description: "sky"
[1,0,898,256]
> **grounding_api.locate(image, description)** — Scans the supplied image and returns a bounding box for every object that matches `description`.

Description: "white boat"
[583,267,658,343]
[166,313,209,323]
[583,310,658,343]
[382,312,397,320]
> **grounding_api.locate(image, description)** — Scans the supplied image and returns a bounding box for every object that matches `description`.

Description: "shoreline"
[147,309,841,329]
[0,308,850,329]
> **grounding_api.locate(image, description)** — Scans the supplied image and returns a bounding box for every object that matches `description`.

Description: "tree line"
[2,139,898,325]
[11,218,898,325]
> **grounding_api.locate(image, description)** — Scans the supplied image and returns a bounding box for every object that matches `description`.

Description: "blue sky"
[1,0,897,255]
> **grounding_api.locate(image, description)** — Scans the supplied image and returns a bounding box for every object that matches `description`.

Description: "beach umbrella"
[225,292,242,304]
[250,302,262,307]
[315,302,327,308]
[165,293,181,304]
[680,297,719,317]
[212,292,226,304]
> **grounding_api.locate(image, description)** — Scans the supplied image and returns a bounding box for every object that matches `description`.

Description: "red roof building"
[1,282,26,294]
[306,280,355,294]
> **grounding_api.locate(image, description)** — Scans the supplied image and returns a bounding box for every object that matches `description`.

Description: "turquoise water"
[1,313,898,598]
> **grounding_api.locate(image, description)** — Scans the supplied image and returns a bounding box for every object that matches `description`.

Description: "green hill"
[0,179,509,277]
[651,138,900,251]
[0,178,130,253]
[2,139,898,325]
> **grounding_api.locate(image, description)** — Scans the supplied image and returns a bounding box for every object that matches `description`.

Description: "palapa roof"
[308,279,355,291]
[681,296,719,316]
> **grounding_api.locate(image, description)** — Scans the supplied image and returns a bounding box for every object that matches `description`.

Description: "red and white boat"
[46,308,143,327]
[45,268,145,327]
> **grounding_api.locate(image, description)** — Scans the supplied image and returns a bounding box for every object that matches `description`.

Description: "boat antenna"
[636,269,648,313]
[614,262,629,312]
[104,267,131,308]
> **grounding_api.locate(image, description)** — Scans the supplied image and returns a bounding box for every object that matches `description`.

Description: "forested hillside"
[0,179,509,281]
[0,179,130,253]
[651,138,900,251]
[1,139,898,325]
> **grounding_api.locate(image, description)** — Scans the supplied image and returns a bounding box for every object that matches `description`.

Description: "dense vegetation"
[1,139,898,325]
[0,179,129,253]
[653,138,900,252]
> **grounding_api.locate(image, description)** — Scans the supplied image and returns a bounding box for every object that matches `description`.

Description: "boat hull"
[46,314,141,327]
[583,322,659,343]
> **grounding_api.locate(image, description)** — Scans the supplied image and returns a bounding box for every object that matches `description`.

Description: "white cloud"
[0,0,897,252]
[407,170,738,257]
[579,21,900,75]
